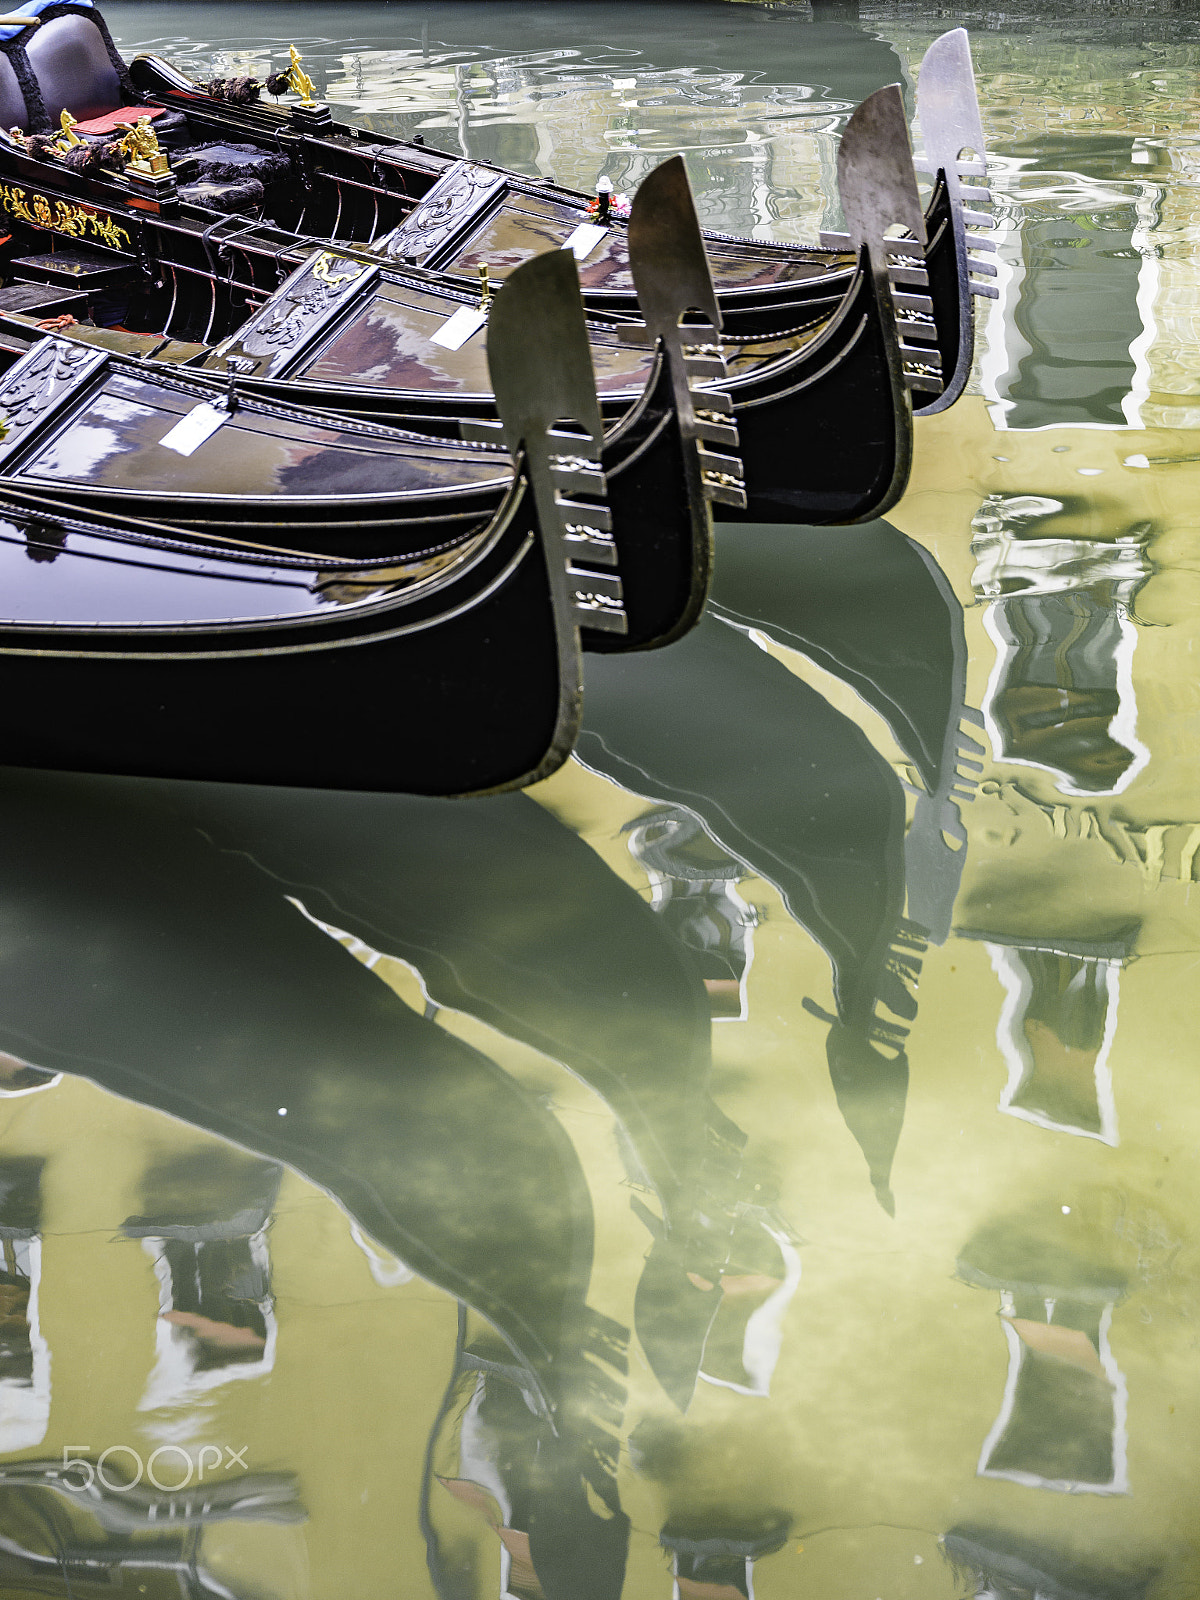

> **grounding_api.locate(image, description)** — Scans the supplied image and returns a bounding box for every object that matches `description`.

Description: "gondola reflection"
[579,517,972,1213]
[0,769,641,1599]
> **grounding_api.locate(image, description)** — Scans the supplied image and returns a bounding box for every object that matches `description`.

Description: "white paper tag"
[431,305,489,351]
[158,402,229,457]
[564,222,608,263]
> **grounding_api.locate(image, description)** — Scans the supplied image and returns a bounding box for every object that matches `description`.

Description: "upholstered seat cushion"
[178,176,265,215]
[71,102,169,136]
[176,143,290,184]
[25,10,125,124]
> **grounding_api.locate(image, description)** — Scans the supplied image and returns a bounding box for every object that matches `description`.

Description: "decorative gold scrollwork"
[55,109,82,149]
[0,181,131,250]
[311,251,361,289]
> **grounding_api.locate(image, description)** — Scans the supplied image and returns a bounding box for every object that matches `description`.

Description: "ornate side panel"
[0,338,107,465]
[206,250,379,379]
[0,178,134,252]
[379,160,506,268]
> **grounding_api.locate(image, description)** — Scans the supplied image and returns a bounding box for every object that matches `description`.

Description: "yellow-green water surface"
[0,3,1197,1597]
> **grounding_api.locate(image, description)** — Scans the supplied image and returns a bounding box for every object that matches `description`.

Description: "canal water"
[0,2,1196,1596]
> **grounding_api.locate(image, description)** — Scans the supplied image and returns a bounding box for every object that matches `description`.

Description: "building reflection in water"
[0,1156,48,1454]
[126,1150,283,1413]
[0,1458,304,1598]
[958,1217,1130,1496]
[973,494,1153,797]
[962,928,1136,1145]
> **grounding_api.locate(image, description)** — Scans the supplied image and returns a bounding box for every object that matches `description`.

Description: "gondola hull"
[0,487,577,793]
[0,249,656,792]
[0,323,712,650]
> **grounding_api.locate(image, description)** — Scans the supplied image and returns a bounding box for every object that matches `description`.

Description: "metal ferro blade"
[486,250,625,637]
[627,154,722,344]
[914,28,996,411]
[917,28,988,186]
[838,83,927,256]
[626,157,744,509]
[486,247,603,462]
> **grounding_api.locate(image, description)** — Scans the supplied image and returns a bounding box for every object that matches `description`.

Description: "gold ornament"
[284,45,318,110]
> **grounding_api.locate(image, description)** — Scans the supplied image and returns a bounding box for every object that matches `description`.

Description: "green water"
[0,4,1197,1597]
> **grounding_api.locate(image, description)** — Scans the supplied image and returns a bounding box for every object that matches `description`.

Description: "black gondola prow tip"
[837,84,928,265]
[627,155,723,346]
[485,249,603,466]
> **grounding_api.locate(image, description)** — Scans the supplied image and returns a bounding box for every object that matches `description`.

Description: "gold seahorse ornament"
[285,45,318,109]
[54,109,82,150]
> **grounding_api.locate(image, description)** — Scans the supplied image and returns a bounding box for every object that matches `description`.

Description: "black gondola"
[0,249,639,793]
[0,154,740,653]
[117,16,997,408]
[0,88,932,528]
[0,8,994,404]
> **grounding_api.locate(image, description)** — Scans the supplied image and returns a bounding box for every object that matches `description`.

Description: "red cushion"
[71,104,167,137]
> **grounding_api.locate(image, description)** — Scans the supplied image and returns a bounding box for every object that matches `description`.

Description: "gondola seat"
[11,1,292,196]
[176,175,268,215]
[171,143,291,185]
[22,4,125,126]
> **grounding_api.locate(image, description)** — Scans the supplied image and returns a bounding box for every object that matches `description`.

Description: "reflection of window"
[979,1290,1127,1493]
[662,1520,790,1600]
[0,1157,49,1452]
[984,937,1127,1144]
[958,1223,1129,1496]
[625,807,760,1021]
[154,1235,272,1373]
[972,500,1151,798]
[124,1150,282,1410]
